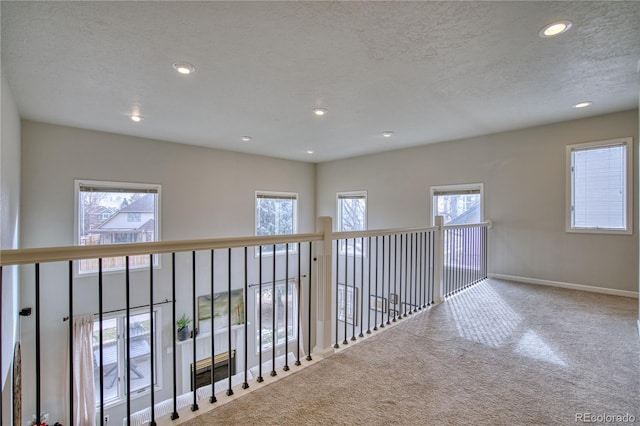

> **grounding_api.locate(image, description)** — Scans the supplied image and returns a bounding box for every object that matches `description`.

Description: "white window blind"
[569,139,630,232]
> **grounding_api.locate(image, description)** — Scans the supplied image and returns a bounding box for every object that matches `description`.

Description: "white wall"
[19,121,315,423]
[1,71,21,424]
[317,110,639,294]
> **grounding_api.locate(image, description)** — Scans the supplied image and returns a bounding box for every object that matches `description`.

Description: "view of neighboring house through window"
[567,137,632,234]
[93,310,159,406]
[255,191,297,255]
[255,281,298,352]
[431,184,483,225]
[76,180,160,273]
[337,191,367,255]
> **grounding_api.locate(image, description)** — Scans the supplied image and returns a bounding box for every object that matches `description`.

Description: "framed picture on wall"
[338,283,358,325]
[198,288,245,330]
[370,295,387,313]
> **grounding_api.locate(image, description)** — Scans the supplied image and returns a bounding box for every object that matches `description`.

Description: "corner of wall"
[1,67,22,424]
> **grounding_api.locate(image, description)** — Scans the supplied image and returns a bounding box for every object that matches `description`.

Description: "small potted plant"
[176,314,191,341]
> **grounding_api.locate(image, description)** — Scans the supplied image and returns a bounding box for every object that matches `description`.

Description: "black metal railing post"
[170,253,179,419]
[68,261,74,426]
[209,250,218,402]
[271,244,277,376]
[243,246,250,387]
[226,248,234,396]
[296,242,302,365]
[191,251,199,410]
[35,263,41,426]
[149,255,156,426]
[171,254,179,419]
[285,243,291,368]
[343,239,348,345]
[306,241,313,361]
[258,246,265,380]
[359,237,364,337]
[125,257,131,423]
[334,239,340,348]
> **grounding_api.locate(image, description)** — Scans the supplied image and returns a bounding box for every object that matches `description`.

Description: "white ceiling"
[2,1,639,163]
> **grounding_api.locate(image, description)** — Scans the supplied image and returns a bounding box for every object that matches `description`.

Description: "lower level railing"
[0,217,489,425]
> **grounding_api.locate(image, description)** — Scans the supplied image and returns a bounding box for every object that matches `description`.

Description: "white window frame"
[74,179,161,275]
[254,280,299,353]
[430,183,484,226]
[336,191,367,256]
[255,191,298,256]
[566,137,633,235]
[93,308,162,409]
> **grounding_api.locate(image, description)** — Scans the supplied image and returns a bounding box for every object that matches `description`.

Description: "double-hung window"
[337,191,367,255]
[431,184,484,225]
[255,191,298,255]
[93,310,160,407]
[255,281,298,352]
[75,180,161,273]
[566,137,633,234]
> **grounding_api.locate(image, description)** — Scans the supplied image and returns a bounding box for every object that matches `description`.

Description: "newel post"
[433,215,445,304]
[313,216,335,357]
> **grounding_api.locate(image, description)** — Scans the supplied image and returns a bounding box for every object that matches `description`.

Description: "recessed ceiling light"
[241,136,252,142]
[573,101,593,108]
[307,150,314,155]
[539,20,573,38]
[129,114,143,122]
[382,131,395,138]
[173,62,195,75]
[313,108,328,116]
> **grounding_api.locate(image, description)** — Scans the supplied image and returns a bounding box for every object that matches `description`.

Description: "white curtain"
[67,315,96,426]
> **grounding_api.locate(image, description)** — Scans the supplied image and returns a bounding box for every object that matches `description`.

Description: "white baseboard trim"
[488,273,638,299]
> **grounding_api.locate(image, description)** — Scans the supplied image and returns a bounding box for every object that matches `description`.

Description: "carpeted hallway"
[181,279,639,425]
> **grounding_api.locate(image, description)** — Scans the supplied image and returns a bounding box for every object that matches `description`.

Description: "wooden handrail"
[0,220,492,266]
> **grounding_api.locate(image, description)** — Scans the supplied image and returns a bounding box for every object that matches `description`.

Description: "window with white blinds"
[567,138,633,234]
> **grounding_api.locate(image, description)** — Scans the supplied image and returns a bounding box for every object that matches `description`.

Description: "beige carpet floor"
[181,279,639,425]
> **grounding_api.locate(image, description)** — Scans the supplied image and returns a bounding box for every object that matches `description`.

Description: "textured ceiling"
[2,1,639,162]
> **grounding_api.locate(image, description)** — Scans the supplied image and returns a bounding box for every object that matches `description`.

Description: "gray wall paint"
[19,121,315,422]
[317,110,639,293]
[1,71,21,423]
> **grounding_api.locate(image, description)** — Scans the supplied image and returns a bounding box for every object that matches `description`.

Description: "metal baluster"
[417,232,422,310]
[386,234,392,324]
[399,234,403,319]
[409,233,414,314]
[68,261,75,426]
[359,237,364,337]
[227,248,234,396]
[351,238,357,340]
[171,254,179,419]
[258,246,265,380]
[243,247,250,387]
[334,239,340,348]
[210,250,217,402]
[35,264,41,426]
[367,236,372,334]
[393,235,398,322]
[98,258,105,421]
[126,257,131,421]
[380,235,385,328]
[373,236,379,330]
[271,244,277,377]
[149,255,156,426]
[191,252,199,410]
[284,243,291,369]
[343,239,348,345]
[296,242,302,365]
[306,241,313,361]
